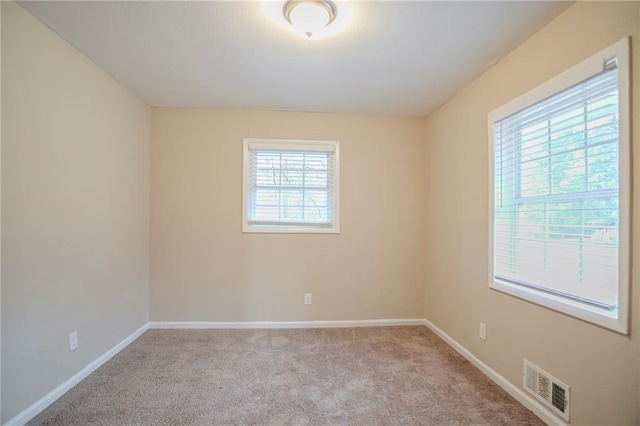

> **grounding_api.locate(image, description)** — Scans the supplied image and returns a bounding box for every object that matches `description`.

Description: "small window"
[242,138,340,234]
[488,38,630,334]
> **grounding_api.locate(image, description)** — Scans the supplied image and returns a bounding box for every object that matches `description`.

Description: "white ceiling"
[19,1,572,116]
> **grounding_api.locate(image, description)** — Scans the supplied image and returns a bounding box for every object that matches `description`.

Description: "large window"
[242,139,340,233]
[488,38,629,333]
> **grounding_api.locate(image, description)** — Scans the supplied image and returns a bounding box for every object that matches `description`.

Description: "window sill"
[489,279,627,335]
[242,224,340,234]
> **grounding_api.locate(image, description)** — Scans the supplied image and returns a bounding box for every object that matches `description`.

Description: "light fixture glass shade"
[289,3,330,37]
[283,0,337,38]
[263,0,351,40]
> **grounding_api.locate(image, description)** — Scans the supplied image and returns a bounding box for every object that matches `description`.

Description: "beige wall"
[1,2,150,422]
[0,1,3,421]
[424,2,639,424]
[1,1,3,421]
[151,109,425,322]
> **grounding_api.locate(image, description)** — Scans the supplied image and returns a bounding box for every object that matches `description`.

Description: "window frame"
[242,138,341,234]
[487,37,630,334]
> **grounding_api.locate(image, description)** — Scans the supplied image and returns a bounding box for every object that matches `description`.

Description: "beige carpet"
[29,326,544,425]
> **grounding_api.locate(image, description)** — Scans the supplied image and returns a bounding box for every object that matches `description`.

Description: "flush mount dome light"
[283,0,337,38]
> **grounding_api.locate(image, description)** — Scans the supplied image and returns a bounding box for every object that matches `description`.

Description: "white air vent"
[523,359,570,422]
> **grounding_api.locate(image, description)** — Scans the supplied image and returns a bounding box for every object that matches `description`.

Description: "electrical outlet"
[479,322,487,341]
[304,293,312,305]
[69,331,78,351]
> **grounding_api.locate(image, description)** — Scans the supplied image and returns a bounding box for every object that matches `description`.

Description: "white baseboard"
[423,320,565,426]
[149,318,426,329]
[5,323,149,426]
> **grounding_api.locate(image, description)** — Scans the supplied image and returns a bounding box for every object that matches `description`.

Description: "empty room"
[1,0,639,425]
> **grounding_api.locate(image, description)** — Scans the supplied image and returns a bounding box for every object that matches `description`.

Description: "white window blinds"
[245,141,337,229]
[493,65,620,310]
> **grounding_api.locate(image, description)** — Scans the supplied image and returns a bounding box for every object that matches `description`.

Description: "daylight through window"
[242,139,340,233]
[489,38,629,333]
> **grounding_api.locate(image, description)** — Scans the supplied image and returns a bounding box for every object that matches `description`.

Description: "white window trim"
[242,138,341,234]
[487,37,630,335]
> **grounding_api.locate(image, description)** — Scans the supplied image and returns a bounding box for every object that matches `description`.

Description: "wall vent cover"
[523,359,570,422]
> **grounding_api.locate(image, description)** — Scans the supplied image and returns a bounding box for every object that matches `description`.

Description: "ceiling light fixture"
[283,0,337,39]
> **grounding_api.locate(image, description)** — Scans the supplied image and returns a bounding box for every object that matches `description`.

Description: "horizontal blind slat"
[498,70,617,132]
[499,101,618,149]
[492,65,620,308]
[248,149,335,225]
